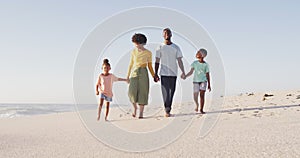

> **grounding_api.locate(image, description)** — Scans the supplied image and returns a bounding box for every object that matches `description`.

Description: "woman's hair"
[131,33,147,44]
[102,58,110,67]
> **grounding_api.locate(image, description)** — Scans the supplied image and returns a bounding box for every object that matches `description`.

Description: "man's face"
[163,30,172,40]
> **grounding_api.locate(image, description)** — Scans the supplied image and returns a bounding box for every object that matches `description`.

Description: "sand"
[1,90,300,157]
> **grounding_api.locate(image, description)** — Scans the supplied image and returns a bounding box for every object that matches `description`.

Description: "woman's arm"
[127,52,134,79]
[147,61,155,78]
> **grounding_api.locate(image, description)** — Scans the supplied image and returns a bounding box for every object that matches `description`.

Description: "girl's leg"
[97,98,104,121]
[105,101,110,121]
[132,103,137,117]
[139,104,144,119]
[199,91,206,114]
[193,92,199,112]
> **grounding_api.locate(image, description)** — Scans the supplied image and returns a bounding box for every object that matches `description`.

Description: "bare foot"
[138,116,143,119]
[97,115,100,121]
[165,113,171,117]
[105,116,108,121]
[132,106,137,118]
[195,108,199,112]
[200,110,206,114]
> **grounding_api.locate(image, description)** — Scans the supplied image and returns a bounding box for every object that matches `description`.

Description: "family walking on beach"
[95,28,211,121]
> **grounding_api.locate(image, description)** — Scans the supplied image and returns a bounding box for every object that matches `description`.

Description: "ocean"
[0,103,96,118]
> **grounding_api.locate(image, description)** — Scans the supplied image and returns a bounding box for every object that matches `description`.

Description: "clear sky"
[1,0,300,103]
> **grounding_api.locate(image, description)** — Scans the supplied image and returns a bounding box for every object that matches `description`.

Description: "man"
[155,28,185,117]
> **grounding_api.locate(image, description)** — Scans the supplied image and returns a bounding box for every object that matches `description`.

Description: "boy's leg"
[105,101,110,121]
[199,90,206,114]
[193,92,199,112]
[97,98,104,121]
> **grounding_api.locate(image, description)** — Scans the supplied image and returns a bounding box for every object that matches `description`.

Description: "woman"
[127,33,156,119]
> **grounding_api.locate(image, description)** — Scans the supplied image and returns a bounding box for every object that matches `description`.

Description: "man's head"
[163,28,172,40]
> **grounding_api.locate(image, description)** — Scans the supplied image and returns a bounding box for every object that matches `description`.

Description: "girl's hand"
[208,85,211,92]
[96,91,99,95]
[126,77,130,84]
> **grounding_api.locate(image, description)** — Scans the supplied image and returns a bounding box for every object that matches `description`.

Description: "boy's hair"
[132,33,147,44]
[163,28,171,33]
[199,48,207,58]
[102,59,110,67]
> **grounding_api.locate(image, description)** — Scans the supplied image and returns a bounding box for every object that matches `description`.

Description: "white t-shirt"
[156,43,183,76]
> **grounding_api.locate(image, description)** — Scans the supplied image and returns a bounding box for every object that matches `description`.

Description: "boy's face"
[102,65,110,73]
[196,51,202,59]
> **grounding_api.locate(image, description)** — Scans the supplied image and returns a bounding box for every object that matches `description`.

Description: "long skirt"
[128,67,149,105]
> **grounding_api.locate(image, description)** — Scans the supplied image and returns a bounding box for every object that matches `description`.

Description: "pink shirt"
[97,73,118,98]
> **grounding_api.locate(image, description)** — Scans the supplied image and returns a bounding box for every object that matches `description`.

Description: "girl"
[96,59,127,121]
[185,49,211,114]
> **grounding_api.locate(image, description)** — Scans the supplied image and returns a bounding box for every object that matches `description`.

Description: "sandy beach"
[1,90,300,157]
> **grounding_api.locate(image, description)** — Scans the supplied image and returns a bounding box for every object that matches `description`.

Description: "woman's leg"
[132,102,137,117]
[97,98,104,121]
[105,101,110,121]
[139,104,144,119]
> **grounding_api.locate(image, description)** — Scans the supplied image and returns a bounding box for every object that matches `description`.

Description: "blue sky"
[1,0,300,103]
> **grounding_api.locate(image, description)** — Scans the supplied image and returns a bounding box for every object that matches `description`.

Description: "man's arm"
[154,57,160,82]
[177,57,185,78]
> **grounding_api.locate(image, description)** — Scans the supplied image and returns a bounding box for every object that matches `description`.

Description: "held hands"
[126,77,130,84]
[181,73,186,80]
[154,74,160,82]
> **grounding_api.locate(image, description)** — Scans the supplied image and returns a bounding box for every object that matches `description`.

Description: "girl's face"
[102,64,111,73]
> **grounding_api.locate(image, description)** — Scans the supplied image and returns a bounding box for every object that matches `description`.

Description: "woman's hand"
[126,77,130,84]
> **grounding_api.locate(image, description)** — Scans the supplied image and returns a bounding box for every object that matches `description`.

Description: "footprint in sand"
[227,112,233,114]
[253,111,259,113]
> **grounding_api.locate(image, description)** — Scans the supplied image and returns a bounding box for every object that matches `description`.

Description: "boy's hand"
[208,85,211,92]
[126,77,130,84]
[96,91,99,95]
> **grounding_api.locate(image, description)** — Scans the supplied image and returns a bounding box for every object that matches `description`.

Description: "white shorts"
[193,82,207,92]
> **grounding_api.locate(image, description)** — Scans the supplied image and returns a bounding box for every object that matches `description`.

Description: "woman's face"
[134,42,143,49]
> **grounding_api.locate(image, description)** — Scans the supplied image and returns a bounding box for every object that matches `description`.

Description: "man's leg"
[168,76,177,114]
[161,76,170,113]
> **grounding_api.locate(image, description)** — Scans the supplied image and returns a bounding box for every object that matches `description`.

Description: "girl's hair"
[132,33,147,44]
[102,59,110,67]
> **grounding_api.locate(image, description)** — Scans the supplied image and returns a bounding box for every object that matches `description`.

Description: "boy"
[185,49,211,114]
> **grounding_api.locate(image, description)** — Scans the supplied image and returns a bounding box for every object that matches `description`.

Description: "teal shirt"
[191,60,209,82]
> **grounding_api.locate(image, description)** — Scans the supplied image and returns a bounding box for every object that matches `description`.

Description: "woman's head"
[102,59,111,73]
[196,48,208,59]
[132,33,147,46]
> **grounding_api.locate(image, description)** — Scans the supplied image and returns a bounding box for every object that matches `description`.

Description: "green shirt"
[191,60,209,82]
